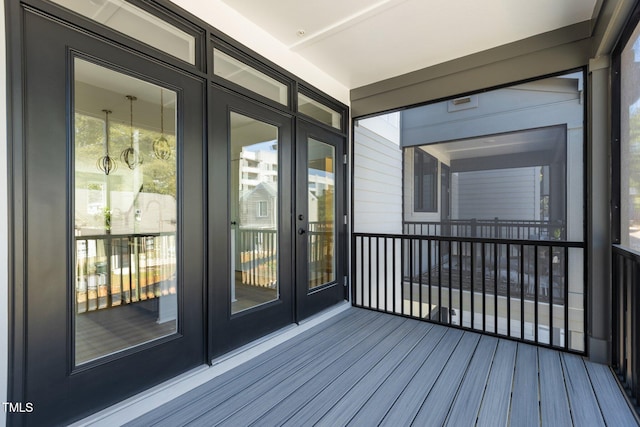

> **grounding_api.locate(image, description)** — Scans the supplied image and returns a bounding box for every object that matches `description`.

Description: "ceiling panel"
[220,0,597,88]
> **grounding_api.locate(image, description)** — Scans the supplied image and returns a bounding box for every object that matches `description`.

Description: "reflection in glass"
[621,25,640,251]
[308,138,336,289]
[230,112,279,313]
[298,93,342,129]
[74,58,178,364]
[215,49,288,106]
[51,0,196,64]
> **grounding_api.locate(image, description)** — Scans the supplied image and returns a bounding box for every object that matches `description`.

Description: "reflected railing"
[404,219,566,241]
[353,232,585,353]
[236,221,334,288]
[75,233,176,313]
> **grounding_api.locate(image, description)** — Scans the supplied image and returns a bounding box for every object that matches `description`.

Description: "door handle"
[298,228,306,235]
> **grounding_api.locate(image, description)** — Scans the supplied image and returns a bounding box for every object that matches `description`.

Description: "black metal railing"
[612,245,640,406]
[75,233,176,313]
[353,232,585,352]
[404,219,565,240]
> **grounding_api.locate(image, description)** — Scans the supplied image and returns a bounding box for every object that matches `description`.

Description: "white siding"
[354,124,402,234]
[455,167,538,220]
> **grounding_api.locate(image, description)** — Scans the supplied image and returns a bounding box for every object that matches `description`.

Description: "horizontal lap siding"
[354,125,402,234]
[457,167,537,220]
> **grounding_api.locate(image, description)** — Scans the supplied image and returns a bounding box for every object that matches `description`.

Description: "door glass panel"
[308,138,336,289]
[74,58,178,365]
[51,0,196,64]
[230,112,279,313]
[214,49,288,106]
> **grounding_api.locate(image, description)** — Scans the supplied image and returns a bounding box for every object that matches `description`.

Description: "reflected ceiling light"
[121,95,143,169]
[153,89,172,160]
[96,109,117,176]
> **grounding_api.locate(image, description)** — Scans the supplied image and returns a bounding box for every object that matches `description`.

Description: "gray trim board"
[351,22,592,117]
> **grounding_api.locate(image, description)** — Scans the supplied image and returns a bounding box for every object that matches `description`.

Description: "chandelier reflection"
[121,95,143,169]
[96,109,117,176]
[153,89,172,160]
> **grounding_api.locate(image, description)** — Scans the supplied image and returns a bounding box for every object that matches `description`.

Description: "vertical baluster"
[375,236,380,311]
[521,243,525,340]
[401,237,405,315]
[368,235,372,309]
[392,237,397,313]
[549,244,554,346]
[507,243,511,337]
[564,246,569,350]
[384,237,388,312]
[470,241,475,330]
[438,240,442,323]
[448,239,452,325]
[482,242,486,332]
[494,243,498,334]
[419,237,423,319]
[428,238,432,318]
[534,245,539,343]
[459,240,463,327]
[409,236,414,317]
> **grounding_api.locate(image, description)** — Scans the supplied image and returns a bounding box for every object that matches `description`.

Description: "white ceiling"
[220,0,598,89]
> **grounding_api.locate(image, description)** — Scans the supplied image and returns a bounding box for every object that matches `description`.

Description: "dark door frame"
[9,8,207,426]
[209,85,295,358]
[295,118,348,321]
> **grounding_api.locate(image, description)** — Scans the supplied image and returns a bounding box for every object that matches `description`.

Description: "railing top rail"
[75,232,173,240]
[353,232,584,248]
[613,244,640,261]
[402,219,565,225]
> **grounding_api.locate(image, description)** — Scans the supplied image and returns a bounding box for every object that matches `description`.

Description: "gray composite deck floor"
[126,308,638,426]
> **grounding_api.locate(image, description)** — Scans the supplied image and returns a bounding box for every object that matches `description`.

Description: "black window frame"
[413,147,438,213]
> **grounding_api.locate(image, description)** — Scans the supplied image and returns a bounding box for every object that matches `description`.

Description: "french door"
[209,87,294,356]
[15,10,205,426]
[209,91,346,356]
[295,120,347,319]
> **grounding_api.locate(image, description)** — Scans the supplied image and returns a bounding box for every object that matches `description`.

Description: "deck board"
[344,324,449,426]
[476,339,517,427]
[539,348,573,426]
[444,335,499,426]
[562,353,606,426]
[510,343,540,426]
[585,361,638,426]
[125,308,638,427]
[378,328,464,426]
[158,312,399,426]
[411,332,481,426]
[212,316,412,426]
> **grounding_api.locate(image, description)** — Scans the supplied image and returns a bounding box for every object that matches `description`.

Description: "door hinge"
[344,215,348,225]
[344,276,348,287]
[343,154,347,164]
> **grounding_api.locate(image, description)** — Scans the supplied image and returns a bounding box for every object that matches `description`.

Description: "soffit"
[220,0,598,89]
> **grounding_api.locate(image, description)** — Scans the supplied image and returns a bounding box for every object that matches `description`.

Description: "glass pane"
[308,138,336,289]
[215,49,288,106]
[230,112,279,313]
[51,0,196,64]
[74,58,178,365]
[298,93,342,129]
[621,24,640,250]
